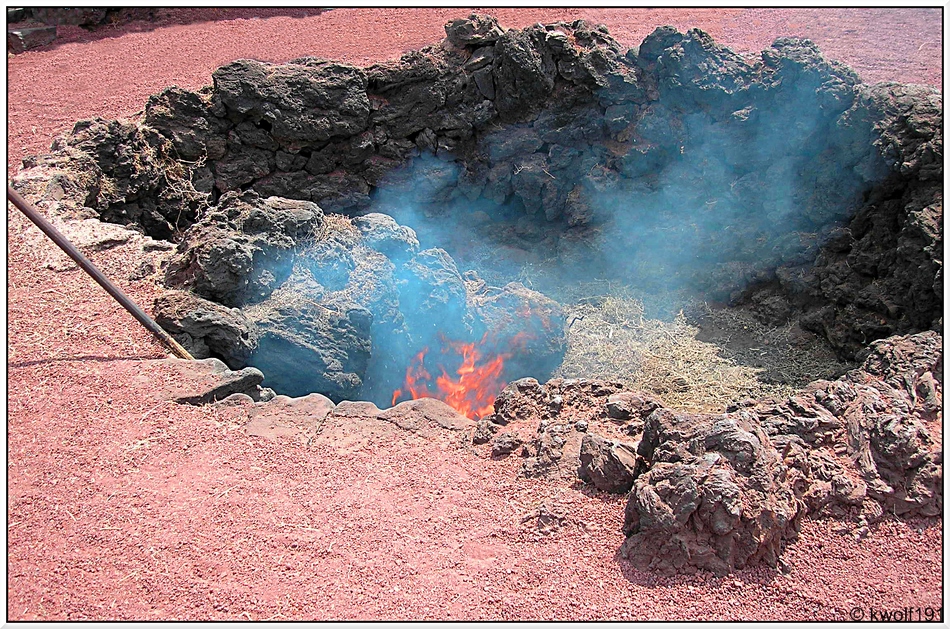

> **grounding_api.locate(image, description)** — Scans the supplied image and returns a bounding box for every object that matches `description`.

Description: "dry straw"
[552,282,851,413]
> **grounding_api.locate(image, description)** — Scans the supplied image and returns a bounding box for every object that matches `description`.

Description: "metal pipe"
[7,184,195,360]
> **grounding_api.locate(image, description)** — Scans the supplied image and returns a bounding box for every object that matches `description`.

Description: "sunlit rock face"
[12,14,941,405]
[10,13,943,578]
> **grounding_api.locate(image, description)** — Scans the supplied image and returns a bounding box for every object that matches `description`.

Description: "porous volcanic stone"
[605,391,663,427]
[164,190,324,306]
[162,357,267,405]
[243,287,373,402]
[378,397,475,433]
[577,433,639,494]
[15,16,941,360]
[395,247,473,343]
[472,418,500,444]
[491,431,524,457]
[754,331,943,519]
[469,281,567,381]
[445,13,505,48]
[7,26,57,53]
[621,409,803,575]
[212,57,371,147]
[154,290,260,367]
[352,212,420,261]
[144,86,230,162]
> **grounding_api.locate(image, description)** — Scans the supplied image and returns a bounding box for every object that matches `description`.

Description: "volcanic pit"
[13,15,942,575]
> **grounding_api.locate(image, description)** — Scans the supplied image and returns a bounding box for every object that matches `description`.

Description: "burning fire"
[391,334,523,419]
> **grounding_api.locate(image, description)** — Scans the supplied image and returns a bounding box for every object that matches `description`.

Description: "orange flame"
[391,334,528,419]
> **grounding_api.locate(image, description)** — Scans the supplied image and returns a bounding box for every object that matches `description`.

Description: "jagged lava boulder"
[577,433,639,494]
[243,282,374,402]
[621,408,803,575]
[153,290,259,366]
[152,186,567,403]
[164,190,324,306]
[13,16,942,361]
[749,330,942,520]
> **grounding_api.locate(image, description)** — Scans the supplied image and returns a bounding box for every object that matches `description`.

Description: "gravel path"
[6,8,943,621]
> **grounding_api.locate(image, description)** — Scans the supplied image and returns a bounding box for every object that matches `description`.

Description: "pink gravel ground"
[5,8,944,621]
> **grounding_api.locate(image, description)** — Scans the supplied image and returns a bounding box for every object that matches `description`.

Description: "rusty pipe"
[7,184,194,360]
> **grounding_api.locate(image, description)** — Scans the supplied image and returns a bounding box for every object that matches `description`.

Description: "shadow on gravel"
[612,545,783,590]
[9,8,329,54]
[9,355,159,368]
[569,480,629,504]
[610,494,942,590]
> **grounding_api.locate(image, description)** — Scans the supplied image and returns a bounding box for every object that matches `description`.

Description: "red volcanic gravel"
[5,8,944,621]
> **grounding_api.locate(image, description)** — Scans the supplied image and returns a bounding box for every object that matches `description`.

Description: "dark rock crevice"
[15,16,940,362]
[483,330,941,574]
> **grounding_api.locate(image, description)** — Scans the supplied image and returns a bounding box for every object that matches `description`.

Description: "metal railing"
[7,184,195,360]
